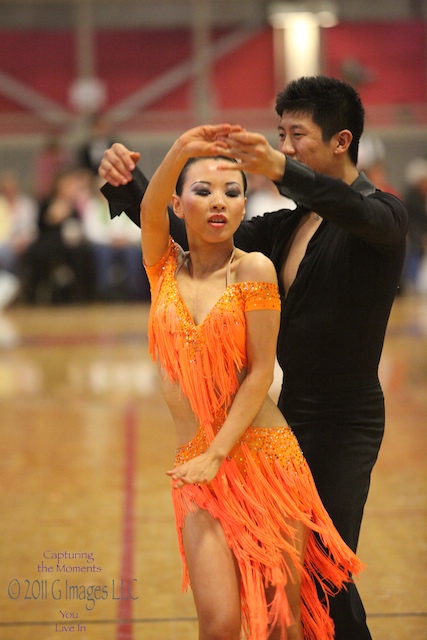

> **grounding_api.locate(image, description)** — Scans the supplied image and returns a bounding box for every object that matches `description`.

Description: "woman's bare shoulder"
[233,249,277,285]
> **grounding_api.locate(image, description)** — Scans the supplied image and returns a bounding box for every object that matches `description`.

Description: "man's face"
[277,111,337,176]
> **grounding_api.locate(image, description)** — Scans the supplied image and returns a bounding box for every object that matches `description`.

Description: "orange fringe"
[145,242,365,638]
[171,427,365,640]
[147,240,253,443]
[146,241,281,446]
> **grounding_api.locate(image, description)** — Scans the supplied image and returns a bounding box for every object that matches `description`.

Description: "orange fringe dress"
[145,239,364,640]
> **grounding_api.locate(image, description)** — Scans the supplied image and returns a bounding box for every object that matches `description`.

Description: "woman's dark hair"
[175,156,247,196]
[275,75,365,165]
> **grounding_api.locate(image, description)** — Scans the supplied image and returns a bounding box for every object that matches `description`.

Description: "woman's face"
[172,158,246,242]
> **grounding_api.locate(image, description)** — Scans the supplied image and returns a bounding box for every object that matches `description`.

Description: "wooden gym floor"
[0,294,426,640]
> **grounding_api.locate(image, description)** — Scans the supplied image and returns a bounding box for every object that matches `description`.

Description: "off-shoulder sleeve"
[144,237,177,291]
[244,282,281,312]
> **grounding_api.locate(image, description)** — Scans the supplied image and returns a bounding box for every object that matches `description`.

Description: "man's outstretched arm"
[99,142,141,187]
[99,142,188,248]
[99,143,144,227]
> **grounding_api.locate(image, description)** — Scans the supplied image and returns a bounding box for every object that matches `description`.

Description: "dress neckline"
[178,247,236,287]
[173,248,236,326]
[175,279,239,329]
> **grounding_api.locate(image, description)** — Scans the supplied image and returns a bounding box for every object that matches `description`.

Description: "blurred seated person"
[0,171,38,275]
[402,157,427,293]
[82,179,149,302]
[21,168,95,305]
[357,134,401,198]
[244,173,295,220]
[33,133,72,202]
[77,115,115,176]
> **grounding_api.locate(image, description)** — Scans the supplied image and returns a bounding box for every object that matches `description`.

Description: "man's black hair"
[275,75,365,165]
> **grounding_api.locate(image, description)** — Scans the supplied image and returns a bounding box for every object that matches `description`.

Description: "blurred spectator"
[81,178,149,302]
[402,158,427,293]
[0,171,38,275]
[0,271,20,309]
[77,115,115,175]
[358,134,401,198]
[244,173,295,220]
[21,168,95,305]
[33,134,72,202]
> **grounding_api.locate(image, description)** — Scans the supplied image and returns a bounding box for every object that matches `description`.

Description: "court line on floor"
[1,611,426,628]
[116,402,138,640]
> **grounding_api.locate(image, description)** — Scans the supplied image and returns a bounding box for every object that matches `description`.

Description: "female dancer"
[140,124,363,640]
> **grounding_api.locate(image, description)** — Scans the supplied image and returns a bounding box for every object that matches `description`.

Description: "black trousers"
[279,380,385,640]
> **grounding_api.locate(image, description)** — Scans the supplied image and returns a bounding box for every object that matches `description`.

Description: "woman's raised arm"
[140,124,238,266]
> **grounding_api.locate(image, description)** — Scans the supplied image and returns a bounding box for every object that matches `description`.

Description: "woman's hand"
[166,450,223,489]
[175,124,244,162]
[98,125,245,187]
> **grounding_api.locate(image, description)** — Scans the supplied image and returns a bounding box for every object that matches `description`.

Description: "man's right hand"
[98,143,141,187]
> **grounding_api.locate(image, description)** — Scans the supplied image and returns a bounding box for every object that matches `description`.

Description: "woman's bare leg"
[267,520,309,640]
[181,506,241,640]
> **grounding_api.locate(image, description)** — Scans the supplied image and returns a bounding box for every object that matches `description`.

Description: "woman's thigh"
[265,519,308,640]
[181,506,241,639]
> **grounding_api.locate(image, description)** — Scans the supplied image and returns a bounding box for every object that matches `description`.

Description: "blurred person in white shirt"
[82,180,149,301]
[0,172,38,307]
[0,172,38,274]
[244,173,296,220]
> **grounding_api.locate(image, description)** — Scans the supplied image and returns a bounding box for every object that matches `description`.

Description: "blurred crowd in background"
[0,119,149,309]
[0,124,426,310]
